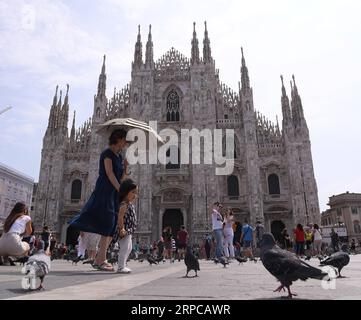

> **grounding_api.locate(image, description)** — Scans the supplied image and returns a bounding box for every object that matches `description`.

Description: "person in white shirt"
[312,224,323,256]
[0,202,33,258]
[211,201,224,260]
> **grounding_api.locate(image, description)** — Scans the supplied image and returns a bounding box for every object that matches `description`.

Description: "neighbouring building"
[321,192,361,242]
[0,162,34,221]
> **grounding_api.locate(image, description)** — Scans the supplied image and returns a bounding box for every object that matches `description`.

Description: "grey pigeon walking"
[235,256,248,264]
[219,256,229,268]
[260,233,329,299]
[108,256,118,266]
[184,246,200,277]
[72,255,83,265]
[320,251,350,278]
[15,256,29,266]
[147,254,158,265]
[21,241,51,290]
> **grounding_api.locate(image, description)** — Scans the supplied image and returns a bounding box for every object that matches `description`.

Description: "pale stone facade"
[321,192,361,242]
[34,23,320,244]
[0,162,34,221]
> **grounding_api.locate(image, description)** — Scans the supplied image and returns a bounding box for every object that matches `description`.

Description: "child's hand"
[119,228,127,238]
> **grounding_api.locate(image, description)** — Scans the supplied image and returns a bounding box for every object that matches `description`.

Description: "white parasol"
[96,118,165,143]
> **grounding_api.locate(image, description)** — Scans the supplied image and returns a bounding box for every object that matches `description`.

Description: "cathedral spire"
[280,75,291,123]
[133,25,143,68]
[47,85,59,132]
[240,47,250,91]
[290,74,304,125]
[191,22,200,65]
[145,24,154,68]
[203,21,212,63]
[61,84,69,134]
[70,110,76,143]
[63,83,69,108]
[52,85,58,106]
[97,55,107,99]
[53,89,62,131]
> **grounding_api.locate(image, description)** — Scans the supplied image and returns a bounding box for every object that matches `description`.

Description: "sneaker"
[117,267,132,274]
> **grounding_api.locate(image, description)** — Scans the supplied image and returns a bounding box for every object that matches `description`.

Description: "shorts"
[0,233,30,257]
[164,241,172,250]
[243,240,252,248]
[177,243,186,250]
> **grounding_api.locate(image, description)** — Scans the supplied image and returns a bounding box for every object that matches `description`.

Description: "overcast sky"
[0,0,360,211]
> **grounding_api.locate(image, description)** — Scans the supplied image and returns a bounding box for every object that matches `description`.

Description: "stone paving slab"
[1,255,361,300]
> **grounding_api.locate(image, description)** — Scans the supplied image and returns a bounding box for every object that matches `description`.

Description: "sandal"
[95,261,114,271]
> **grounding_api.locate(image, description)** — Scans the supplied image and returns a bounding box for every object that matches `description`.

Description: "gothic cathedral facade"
[34,23,320,245]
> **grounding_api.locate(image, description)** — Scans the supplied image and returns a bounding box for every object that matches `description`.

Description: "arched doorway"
[66,225,80,247]
[162,209,183,237]
[271,220,285,243]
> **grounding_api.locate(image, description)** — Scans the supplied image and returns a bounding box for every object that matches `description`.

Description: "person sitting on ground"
[0,202,33,262]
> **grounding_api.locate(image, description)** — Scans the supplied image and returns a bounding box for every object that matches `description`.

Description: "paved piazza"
[1,255,361,300]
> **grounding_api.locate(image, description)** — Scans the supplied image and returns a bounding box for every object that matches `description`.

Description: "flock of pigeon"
[17,232,351,298]
[182,232,351,299]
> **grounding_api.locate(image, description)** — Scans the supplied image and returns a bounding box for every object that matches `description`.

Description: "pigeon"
[155,256,164,263]
[4,256,16,266]
[260,233,329,299]
[108,257,118,266]
[184,246,200,277]
[304,255,312,261]
[320,251,350,278]
[235,256,248,264]
[15,256,29,266]
[147,254,158,265]
[72,256,83,265]
[21,241,51,291]
[219,256,229,268]
[82,259,95,265]
[138,258,144,263]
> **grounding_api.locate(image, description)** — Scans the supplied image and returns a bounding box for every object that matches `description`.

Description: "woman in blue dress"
[69,129,129,271]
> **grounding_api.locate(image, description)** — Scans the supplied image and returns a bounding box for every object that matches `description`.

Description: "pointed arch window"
[166,146,180,169]
[227,175,239,199]
[71,179,82,201]
[268,174,280,195]
[166,90,180,122]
